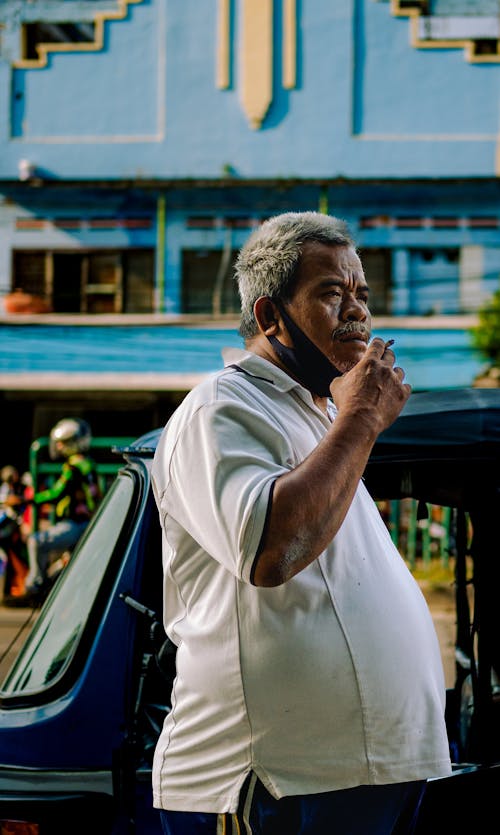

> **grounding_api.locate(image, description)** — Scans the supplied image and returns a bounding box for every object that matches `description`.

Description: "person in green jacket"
[24,418,101,600]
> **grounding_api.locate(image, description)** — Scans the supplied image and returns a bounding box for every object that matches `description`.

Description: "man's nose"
[341,294,367,322]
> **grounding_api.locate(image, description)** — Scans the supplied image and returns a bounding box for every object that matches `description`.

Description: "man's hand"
[330,337,411,435]
[253,337,411,587]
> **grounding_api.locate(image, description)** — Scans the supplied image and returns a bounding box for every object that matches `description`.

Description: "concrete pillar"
[391,248,411,315]
[459,245,483,313]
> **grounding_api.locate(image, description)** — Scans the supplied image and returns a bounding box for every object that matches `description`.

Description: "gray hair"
[234,211,354,338]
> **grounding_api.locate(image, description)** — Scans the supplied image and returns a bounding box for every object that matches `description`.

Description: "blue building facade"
[0,0,499,463]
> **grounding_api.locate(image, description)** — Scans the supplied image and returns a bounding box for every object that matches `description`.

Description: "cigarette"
[384,339,395,349]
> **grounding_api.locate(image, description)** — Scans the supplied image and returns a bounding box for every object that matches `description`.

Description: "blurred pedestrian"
[0,465,29,600]
[23,418,101,602]
[0,466,21,506]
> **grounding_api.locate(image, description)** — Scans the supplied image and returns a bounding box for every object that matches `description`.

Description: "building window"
[22,22,96,61]
[182,249,240,315]
[11,252,46,298]
[12,249,154,314]
[408,248,460,315]
[472,40,500,57]
[359,249,392,315]
[397,1,428,9]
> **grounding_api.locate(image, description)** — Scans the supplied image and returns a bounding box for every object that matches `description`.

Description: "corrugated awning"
[0,316,483,391]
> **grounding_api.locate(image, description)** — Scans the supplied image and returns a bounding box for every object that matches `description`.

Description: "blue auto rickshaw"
[0,390,499,834]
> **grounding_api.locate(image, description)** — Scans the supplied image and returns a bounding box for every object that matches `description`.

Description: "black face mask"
[267,299,342,397]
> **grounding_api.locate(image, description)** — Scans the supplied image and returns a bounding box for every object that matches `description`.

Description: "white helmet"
[49,418,92,460]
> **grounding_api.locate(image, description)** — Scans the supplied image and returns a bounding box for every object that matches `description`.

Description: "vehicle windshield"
[1,472,135,696]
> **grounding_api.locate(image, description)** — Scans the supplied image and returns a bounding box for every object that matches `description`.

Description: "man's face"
[284,241,371,374]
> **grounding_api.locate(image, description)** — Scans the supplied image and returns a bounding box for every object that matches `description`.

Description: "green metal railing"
[378,498,456,569]
[28,435,460,568]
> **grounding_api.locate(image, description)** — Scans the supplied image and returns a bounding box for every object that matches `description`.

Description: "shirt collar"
[222,347,334,416]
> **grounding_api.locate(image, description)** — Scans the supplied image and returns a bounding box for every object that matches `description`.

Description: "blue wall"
[0,0,499,392]
[0,0,499,180]
[1,0,499,464]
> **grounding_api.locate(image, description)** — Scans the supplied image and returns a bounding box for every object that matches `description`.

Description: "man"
[151,212,451,835]
[24,417,101,601]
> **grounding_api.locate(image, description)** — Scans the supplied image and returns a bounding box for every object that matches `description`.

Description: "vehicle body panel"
[0,391,499,833]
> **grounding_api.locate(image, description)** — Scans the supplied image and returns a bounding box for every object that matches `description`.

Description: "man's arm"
[252,338,411,587]
[33,466,72,505]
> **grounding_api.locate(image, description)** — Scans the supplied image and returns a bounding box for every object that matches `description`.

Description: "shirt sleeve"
[34,466,72,504]
[153,399,291,584]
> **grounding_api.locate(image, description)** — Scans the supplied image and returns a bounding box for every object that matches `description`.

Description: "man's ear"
[253,296,281,336]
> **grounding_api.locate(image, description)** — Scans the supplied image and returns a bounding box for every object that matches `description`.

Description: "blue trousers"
[26,519,87,588]
[159,774,425,835]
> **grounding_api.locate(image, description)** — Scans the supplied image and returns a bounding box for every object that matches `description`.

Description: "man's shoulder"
[66,454,95,474]
[162,350,314,446]
[168,358,281,424]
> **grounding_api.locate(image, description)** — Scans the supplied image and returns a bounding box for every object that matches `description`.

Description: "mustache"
[332,322,371,341]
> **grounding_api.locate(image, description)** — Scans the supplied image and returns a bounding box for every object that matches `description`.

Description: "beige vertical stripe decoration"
[282,0,296,89]
[216,0,231,89]
[240,0,274,129]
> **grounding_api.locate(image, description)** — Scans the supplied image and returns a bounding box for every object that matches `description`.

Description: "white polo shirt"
[151,348,452,813]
